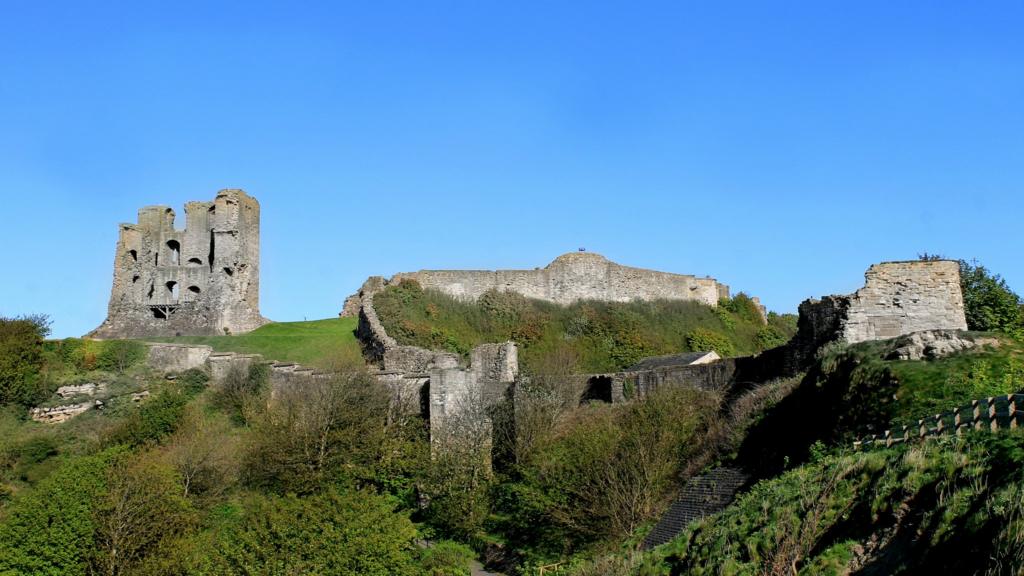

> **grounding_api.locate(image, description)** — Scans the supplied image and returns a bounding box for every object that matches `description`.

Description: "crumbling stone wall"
[90,189,267,338]
[355,277,462,373]
[429,342,519,453]
[146,343,212,373]
[798,261,967,346]
[343,252,731,316]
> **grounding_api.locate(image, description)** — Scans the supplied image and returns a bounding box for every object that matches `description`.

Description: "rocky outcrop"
[887,330,998,361]
[30,400,103,423]
[55,383,106,399]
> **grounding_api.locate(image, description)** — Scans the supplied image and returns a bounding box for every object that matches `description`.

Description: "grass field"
[147,317,361,368]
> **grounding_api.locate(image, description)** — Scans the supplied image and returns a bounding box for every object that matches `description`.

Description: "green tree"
[0,315,50,406]
[959,259,1022,335]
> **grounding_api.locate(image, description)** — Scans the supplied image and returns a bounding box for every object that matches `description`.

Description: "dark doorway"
[581,376,613,404]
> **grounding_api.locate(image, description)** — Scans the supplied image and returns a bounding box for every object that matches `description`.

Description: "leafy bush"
[108,389,190,447]
[192,489,421,576]
[177,367,211,395]
[686,327,735,357]
[213,363,268,424]
[419,540,475,576]
[0,448,122,576]
[16,435,58,465]
[960,259,1022,336]
[95,340,146,374]
[0,314,50,406]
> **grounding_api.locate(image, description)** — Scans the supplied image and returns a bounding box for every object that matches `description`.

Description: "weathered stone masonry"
[90,189,267,339]
[343,252,736,316]
[800,260,967,346]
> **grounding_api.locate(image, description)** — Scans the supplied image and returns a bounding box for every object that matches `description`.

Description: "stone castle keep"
[90,189,267,338]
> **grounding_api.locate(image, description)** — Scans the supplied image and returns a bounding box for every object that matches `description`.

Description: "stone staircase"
[642,467,748,550]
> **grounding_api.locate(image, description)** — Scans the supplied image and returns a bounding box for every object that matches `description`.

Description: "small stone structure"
[90,189,267,339]
[343,252,739,315]
[146,343,213,372]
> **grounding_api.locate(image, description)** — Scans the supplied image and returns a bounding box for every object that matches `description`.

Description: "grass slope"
[637,433,1024,575]
[147,317,360,368]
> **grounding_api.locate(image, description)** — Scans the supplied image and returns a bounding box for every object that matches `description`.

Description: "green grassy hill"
[146,317,361,368]
[373,280,798,374]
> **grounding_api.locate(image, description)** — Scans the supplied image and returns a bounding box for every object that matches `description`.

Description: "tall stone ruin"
[90,189,267,338]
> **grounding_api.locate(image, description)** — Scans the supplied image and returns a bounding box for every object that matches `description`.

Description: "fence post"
[884,430,893,447]
[973,400,984,431]
[918,418,927,438]
[935,414,944,436]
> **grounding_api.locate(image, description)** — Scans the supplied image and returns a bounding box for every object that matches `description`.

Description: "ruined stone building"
[90,189,267,338]
[798,260,967,345]
[343,251,743,317]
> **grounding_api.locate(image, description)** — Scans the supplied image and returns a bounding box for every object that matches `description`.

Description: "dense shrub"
[498,387,721,554]
[419,540,474,576]
[213,363,268,424]
[374,287,796,373]
[243,370,391,494]
[192,489,421,576]
[95,340,146,374]
[0,315,50,406]
[108,388,190,447]
[686,327,735,357]
[959,259,1022,336]
[0,448,122,576]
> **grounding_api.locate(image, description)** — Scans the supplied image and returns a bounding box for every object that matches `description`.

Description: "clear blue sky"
[1,1,1021,338]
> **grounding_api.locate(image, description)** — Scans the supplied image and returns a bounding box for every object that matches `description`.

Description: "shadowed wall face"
[90,189,266,338]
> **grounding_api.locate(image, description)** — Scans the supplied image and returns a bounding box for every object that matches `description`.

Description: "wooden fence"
[854,393,1024,450]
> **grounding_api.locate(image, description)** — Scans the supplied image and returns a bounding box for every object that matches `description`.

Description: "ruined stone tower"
[90,189,267,338]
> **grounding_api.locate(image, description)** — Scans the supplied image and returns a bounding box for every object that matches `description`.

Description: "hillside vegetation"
[147,317,361,368]
[739,332,1024,476]
[373,280,797,374]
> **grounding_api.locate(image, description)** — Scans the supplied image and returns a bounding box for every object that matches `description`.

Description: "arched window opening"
[166,240,180,265]
[132,275,140,284]
[186,286,201,301]
[128,249,137,262]
[187,258,203,266]
[166,281,179,302]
